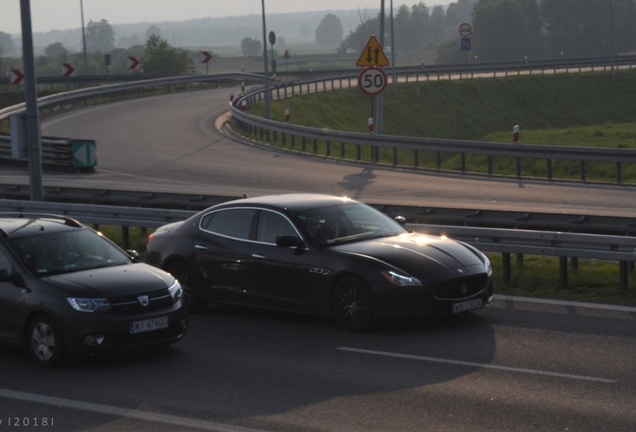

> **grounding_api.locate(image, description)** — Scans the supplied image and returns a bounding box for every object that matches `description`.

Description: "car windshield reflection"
[294,203,407,246]
[9,229,131,277]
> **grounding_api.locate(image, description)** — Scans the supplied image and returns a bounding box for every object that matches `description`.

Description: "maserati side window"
[200,208,256,240]
[256,211,296,244]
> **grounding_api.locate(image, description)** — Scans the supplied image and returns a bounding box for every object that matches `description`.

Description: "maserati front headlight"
[381,270,422,287]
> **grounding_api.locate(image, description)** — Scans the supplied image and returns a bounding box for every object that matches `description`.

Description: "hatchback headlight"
[67,297,111,313]
[484,255,493,276]
[381,270,422,287]
[168,280,183,302]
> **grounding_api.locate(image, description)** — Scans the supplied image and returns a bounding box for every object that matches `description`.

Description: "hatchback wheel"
[29,315,64,367]
[166,260,206,312]
[331,276,374,332]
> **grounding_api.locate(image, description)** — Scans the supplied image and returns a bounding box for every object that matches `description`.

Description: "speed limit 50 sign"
[358,67,388,96]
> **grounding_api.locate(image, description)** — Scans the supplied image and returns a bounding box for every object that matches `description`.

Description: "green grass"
[244,70,636,183]
[257,71,636,141]
[488,255,636,305]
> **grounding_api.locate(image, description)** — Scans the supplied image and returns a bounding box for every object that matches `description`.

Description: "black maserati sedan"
[145,194,493,331]
[0,214,188,367]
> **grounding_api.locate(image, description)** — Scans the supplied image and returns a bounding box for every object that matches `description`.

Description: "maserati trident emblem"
[137,295,150,307]
[460,283,469,296]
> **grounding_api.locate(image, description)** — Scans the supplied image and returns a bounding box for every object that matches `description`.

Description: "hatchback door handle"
[251,253,266,259]
[194,244,208,251]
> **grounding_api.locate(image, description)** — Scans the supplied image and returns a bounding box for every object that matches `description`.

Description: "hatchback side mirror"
[127,250,140,262]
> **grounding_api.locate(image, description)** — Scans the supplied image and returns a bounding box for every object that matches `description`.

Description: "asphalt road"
[0,298,635,432]
[1,88,633,217]
[0,88,635,431]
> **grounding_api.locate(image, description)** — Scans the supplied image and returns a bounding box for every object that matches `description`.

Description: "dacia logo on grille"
[137,295,150,307]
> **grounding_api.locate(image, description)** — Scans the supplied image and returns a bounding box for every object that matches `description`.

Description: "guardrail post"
[580,161,586,181]
[436,151,441,170]
[516,157,522,177]
[122,226,130,250]
[559,256,568,289]
[616,163,622,183]
[619,261,629,291]
[547,159,552,179]
[502,252,511,287]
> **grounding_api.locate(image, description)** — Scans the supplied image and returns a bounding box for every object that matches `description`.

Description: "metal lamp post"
[261,0,271,119]
[80,0,88,75]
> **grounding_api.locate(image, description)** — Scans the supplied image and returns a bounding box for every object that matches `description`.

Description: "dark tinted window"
[200,208,256,240]
[256,211,297,243]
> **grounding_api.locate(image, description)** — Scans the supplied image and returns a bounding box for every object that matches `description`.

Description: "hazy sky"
[2,0,456,34]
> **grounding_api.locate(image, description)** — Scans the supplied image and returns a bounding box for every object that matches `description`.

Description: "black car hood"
[332,232,485,275]
[43,263,175,297]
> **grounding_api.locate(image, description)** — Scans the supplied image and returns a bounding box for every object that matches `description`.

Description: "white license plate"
[130,316,169,334]
[451,298,483,315]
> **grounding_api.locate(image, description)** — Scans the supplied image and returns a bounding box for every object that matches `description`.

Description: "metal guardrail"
[1,185,635,237]
[0,72,261,127]
[0,198,633,290]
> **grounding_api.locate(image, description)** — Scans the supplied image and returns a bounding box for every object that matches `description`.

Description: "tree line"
[1,0,634,77]
[340,0,635,64]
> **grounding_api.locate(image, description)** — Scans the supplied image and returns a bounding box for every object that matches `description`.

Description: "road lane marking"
[494,294,636,313]
[337,347,617,384]
[0,388,268,432]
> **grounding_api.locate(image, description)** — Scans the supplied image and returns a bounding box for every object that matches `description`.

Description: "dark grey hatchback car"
[0,214,188,367]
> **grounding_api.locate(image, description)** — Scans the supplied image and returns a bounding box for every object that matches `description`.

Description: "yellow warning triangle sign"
[356,35,390,67]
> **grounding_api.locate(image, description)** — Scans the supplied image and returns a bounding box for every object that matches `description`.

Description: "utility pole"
[20,0,43,201]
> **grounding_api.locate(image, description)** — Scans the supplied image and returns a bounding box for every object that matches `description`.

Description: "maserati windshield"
[294,203,407,246]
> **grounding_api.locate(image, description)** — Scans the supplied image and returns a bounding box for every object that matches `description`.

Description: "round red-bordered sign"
[358,67,388,96]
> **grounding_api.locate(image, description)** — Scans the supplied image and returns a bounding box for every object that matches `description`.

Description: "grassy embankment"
[249,70,636,183]
[245,70,636,305]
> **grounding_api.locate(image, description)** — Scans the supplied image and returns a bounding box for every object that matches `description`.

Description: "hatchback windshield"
[9,229,131,276]
[294,203,407,246]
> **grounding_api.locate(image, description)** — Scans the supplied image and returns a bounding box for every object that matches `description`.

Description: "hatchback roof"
[0,214,82,239]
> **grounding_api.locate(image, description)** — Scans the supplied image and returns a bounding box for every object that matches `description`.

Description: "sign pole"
[376,0,385,136]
